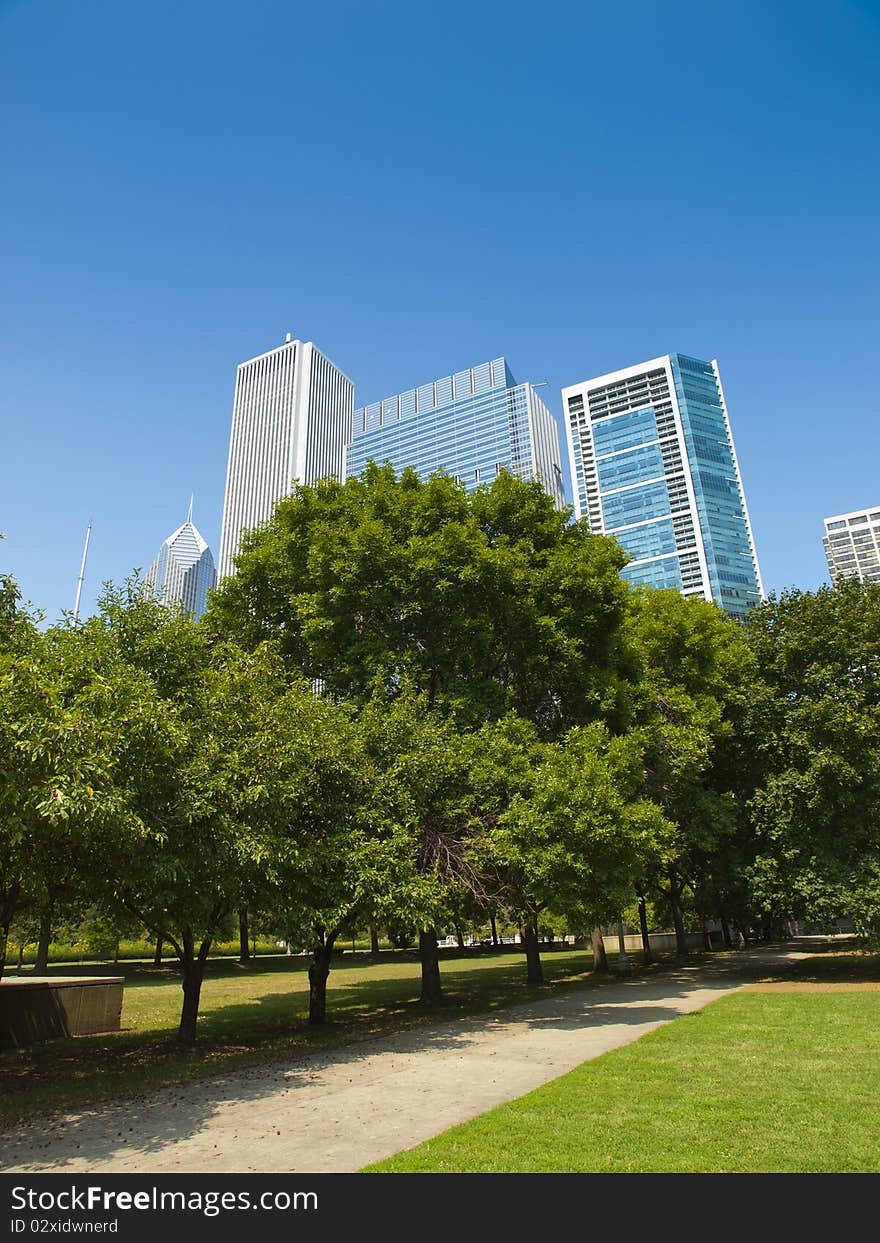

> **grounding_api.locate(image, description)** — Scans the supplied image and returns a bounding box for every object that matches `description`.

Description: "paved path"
[1,948,805,1174]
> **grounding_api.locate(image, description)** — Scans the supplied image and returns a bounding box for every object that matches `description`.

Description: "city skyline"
[3,329,868,622]
[2,2,877,622]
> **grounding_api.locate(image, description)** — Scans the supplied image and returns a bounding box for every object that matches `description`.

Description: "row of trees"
[3,466,878,1044]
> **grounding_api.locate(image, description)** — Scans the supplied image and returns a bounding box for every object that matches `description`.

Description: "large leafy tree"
[471,718,667,983]
[207,465,634,1000]
[0,584,163,980]
[82,587,366,1045]
[745,580,880,935]
[357,691,486,1005]
[624,588,758,953]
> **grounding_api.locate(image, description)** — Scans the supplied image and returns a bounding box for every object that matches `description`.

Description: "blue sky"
[2,0,878,622]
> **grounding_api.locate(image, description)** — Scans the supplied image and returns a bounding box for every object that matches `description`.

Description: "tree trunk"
[454,922,465,951]
[238,908,250,963]
[114,935,120,964]
[615,922,632,975]
[669,871,689,956]
[523,922,544,985]
[637,890,652,962]
[0,917,10,981]
[177,933,212,1047]
[418,929,443,1005]
[308,930,339,1026]
[490,913,498,946]
[369,918,380,957]
[153,935,163,966]
[700,910,712,952]
[719,909,732,948]
[591,927,608,973]
[34,911,52,973]
[17,941,25,970]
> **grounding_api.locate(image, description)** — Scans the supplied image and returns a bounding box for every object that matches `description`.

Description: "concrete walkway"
[1,948,805,1174]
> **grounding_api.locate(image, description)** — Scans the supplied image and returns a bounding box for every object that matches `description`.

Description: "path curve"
[1,948,804,1174]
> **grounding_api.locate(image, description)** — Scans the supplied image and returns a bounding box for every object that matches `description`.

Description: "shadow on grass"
[0,943,808,1137]
[1,991,694,1172]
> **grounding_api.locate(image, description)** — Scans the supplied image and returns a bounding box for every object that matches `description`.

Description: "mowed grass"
[0,947,602,1126]
[368,957,880,1174]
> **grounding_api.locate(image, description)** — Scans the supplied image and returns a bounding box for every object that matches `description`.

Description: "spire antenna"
[72,519,92,626]
[186,494,194,525]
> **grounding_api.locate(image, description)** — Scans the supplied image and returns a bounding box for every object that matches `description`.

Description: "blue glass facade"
[670,355,762,616]
[346,357,565,509]
[563,354,762,619]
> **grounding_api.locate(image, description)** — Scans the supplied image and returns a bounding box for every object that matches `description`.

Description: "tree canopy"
[207,464,632,733]
[745,579,880,935]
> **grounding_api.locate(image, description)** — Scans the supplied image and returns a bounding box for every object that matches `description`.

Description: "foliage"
[745,579,880,935]
[623,588,759,944]
[474,719,668,933]
[206,464,632,734]
[0,584,168,976]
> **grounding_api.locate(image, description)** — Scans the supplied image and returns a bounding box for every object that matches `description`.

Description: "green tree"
[745,580,880,936]
[472,718,667,983]
[80,586,365,1044]
[624,588,758,953]
[358,691,485,1005]
[207,465,634,998]
[0,587,160,980]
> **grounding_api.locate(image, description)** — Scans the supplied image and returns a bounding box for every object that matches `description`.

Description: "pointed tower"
[144,502,217,620]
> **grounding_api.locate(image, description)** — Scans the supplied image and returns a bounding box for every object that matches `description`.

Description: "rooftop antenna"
[72,519,92,626]
[186,494,194,524]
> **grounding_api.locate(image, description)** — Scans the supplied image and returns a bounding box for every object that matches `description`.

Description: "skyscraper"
[823,506,880,584]
[218,335,354,580]
[563,353,762,619]
[345,357,565,509]
[144,501,216,620]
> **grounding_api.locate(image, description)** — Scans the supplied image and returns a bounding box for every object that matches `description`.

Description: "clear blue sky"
[2,0,878,622]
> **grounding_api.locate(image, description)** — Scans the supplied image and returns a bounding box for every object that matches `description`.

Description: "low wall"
[617,931,708,953]
[0,976,124,1049]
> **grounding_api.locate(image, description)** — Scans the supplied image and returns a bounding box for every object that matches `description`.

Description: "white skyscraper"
[144,502,216,619]
[218,335,355,580]
[823,506,880,584]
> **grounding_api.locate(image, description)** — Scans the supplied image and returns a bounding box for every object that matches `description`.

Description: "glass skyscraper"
[144,503,217,620]
[345,357,566,509]
[823,506,880,585]
[563,353,762,619]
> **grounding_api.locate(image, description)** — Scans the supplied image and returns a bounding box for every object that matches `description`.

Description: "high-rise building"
[218,335,354,579]
[823,506,880,584]
[144,501,216,619]
[345,357,566,509]
[563,353,762,619]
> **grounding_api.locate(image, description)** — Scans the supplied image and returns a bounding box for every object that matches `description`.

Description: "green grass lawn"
[0,946,605,1126]
[368,957,880,1174]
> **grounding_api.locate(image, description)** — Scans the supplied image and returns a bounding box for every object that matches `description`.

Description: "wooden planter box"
[0,976,124,1048]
